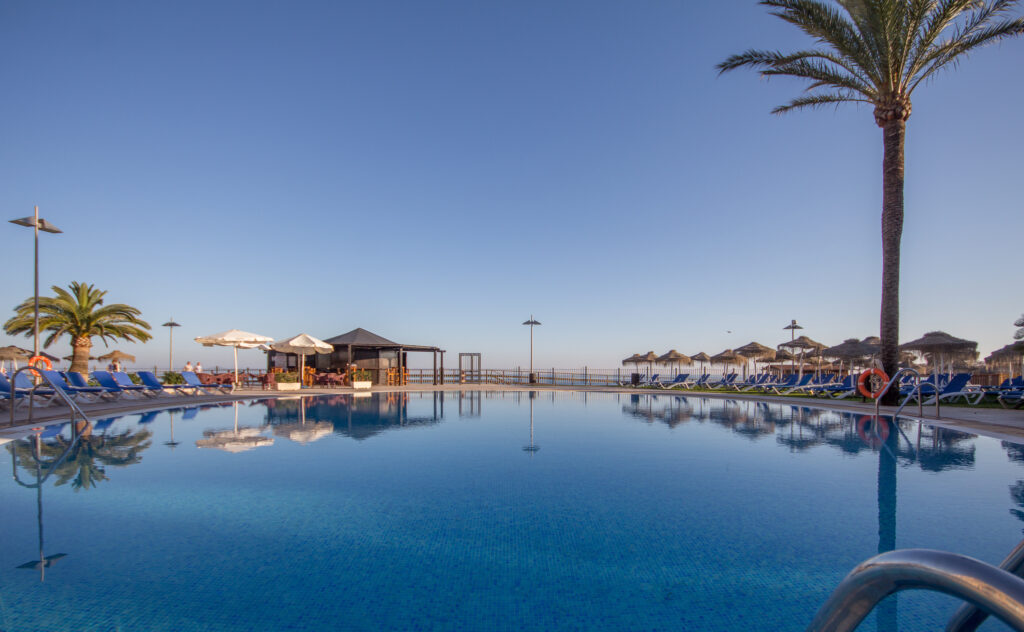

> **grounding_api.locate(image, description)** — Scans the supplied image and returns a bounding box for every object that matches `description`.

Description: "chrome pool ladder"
[807,543,1024,632]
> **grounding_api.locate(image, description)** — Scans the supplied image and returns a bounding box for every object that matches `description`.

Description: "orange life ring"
[28,355,53,377]
[857,416,890,447]
[857,368,889,399]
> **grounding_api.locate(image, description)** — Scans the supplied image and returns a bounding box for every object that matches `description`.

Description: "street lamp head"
[9,217,62,234]
[522,318,541,326]
[162,320,181,328]
[783,319,803,331]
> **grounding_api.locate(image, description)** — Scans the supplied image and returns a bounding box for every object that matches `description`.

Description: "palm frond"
[771,93,871,114]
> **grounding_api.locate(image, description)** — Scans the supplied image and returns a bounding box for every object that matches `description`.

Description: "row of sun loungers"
[1,370,234,411]
[630,371,1024,408]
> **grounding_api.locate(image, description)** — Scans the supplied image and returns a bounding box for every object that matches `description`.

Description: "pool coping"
[3,384,1023,443]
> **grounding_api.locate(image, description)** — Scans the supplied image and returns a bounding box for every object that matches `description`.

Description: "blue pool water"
[1,391,1023,631]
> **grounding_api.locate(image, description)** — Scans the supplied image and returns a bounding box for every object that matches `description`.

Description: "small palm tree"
[719,1,1024,402]
[4,281,152,374]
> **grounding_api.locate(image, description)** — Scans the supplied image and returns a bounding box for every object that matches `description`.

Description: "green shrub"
[353,369,372,382]
[127,372,141,385]
[162,371,185,385]
[277,372,299,383]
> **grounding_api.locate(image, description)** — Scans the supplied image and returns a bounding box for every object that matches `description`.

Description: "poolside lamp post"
[162,319,181,372]
[9,207,62,358]
[783,319,803,376]
[522,315,541,384]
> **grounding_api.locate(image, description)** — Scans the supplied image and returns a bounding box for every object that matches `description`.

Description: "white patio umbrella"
[269,333,334,387]
[194,329,275,387]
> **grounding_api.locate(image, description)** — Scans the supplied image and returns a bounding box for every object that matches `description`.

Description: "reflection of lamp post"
[9,206,62,358]
[162,319,181,372]
[522,316,541,384]
[783,319,803,376]
[164,410,180,449]
[523,391,539,454]
[14,435,67,582]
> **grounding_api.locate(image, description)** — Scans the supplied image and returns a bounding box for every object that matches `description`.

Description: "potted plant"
[352,369,372,390]
[275,372,301,391]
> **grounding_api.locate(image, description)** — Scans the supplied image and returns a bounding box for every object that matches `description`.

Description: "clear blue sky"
[2,1,1022,370]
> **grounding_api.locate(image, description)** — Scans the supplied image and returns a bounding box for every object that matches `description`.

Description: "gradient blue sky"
[2,1,1022,370]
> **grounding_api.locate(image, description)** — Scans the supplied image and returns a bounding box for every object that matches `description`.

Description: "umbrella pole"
[233,346,239,390]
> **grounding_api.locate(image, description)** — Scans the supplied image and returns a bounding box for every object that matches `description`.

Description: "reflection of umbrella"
[195,402,274,452]
[270,333,333,386]
[273,422,332,444]
[194,329,275,386]
[900,331,978,374]
[96,350,136,364]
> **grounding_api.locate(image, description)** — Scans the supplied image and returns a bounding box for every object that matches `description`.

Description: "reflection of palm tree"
[1010,482,1024,530]
[11,427,152,491]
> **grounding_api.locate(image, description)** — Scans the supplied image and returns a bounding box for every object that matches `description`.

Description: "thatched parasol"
[778,335,826,377]
[657,350,691,376]
[735,342,776,378]
[900,331,978,375]
[823,338,877,375]
[0,346,31,360]
[637,351,659,376]
[97,350,137,364]
[710,349,747,376]
[986,343,1024,375]
[690,352,711,375]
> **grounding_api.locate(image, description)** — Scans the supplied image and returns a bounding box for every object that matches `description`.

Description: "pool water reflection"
[1,392,1022,631]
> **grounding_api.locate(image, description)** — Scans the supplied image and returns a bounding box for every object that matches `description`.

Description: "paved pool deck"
[3,383,1023,443]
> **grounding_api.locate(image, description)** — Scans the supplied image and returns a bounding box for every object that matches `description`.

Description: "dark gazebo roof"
[324,328,399,347]
[321,328,441,352]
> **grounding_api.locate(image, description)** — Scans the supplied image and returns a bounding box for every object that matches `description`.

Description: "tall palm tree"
[4,281,152,374]
[719,1,1024,403]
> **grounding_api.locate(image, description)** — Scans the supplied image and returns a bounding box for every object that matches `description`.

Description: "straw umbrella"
[690,352,711,376]
[735,342,776,379]
[778,335,826,378]
[96,350,136,367]
[657,350,691,377]
[822,339,875,376]
[637,351,659,377]
[900,331,978,377]
[0,346,30,373]
[710,349,747,377]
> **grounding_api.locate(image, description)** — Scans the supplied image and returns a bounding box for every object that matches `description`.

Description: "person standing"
[195,361,203,374]
[183,361,193,372]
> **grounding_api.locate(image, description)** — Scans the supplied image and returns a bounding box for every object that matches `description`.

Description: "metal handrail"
[947,539,1024,631]
[806,549,1024,632]
[8,366,92,428]
[873,367,941,420]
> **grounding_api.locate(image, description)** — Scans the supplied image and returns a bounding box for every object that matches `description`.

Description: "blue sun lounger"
[181,371,232,395]
[112,371,164,397]
[42,370,117,402]
[138,371,193,396]
[92,371,149,399]
[658,374,691,389]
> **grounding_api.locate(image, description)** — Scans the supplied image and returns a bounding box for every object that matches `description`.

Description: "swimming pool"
[1,392,1022,631]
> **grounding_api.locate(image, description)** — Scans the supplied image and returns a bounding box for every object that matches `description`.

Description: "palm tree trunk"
[70,336,92,376]
[880,118,905,405]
